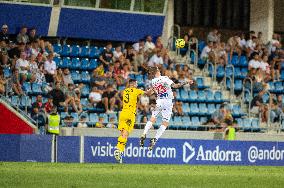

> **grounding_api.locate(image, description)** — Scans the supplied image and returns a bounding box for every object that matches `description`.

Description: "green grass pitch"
[0,162,283,188]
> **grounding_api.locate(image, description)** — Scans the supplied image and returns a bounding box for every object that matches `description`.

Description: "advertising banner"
[84,137,284,166]
[57,136,80,163]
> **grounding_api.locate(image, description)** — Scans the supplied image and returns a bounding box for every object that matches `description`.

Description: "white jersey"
[151,76,174,100]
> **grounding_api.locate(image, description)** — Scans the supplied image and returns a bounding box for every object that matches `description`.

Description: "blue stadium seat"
[173,116,182,129]
[11,95,20,107]
[281,70,284,80]
[234,80,243,91]
[80,46,90,57]
[191,116,201,129]
[262,93,269,103]
[207,104,216,114]
[32,83,42,95]
[241,68,248,78]
[190,103,199,115]
[232,105,240,117]
[225,66,233,78]
[175,90,181,101]
[189,90,198,102]
[197,90,206,102]
[216,66,225,78]
[181,116,191,129]
[243,118,252,130]
[180,89,189,102]
[251,118,260,131]
[71,71,81,83]
[80,98,89,109]
[198,41,206,53]
[226,78,232,90]
[198,58,206,65]
[205,90,214,102]
[53,44,62,54]
[20,95,31,109]
[136,74,144,86]
[234,67,242,78]
[231,55,239,66]
[3,67,11,78]
[60,57,71,69]
[22,82,32,95]
[108,113,118,123]
[89,47,101,58]
[71,112,79,122]
[200,117,208,124]
[196,77,207,89]
[53,56,61,67]
[70,58,81,70]
[81,85,90,97]
[274,82,283,93]
[236,118,243,128]
[70,45,80,57]
[198,103,208,115]
[214,91,223,103]
[239,56,248,67]
[89,59,98,70]
[89,113,99,126]
[60,112,68,120]
[81,58,90,71]
[81,71,91,83]
[61,45,71,56]
[182,103,190,115]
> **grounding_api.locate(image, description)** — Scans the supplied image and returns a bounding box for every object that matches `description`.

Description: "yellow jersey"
[122,87,144,113]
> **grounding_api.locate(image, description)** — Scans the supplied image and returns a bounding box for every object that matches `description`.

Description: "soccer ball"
[175,39,185,48]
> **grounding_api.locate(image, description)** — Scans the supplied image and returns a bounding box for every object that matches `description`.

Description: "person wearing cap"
[17,26,29,44]
[47,106,60,135]
[0,24,10,44]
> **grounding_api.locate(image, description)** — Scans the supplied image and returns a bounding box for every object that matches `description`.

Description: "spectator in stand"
[28,28,39,43]
[200,41,213,61]
[30,40,40,57]
[257,32,264,46]
[246,35,257,57]
[0,24,10,45]
[0,68,6,94]
[11,69,24,95]
[44,95,54,114]
[99,42,113,70]
[250,90,268,122]
[102,85,117,113]
[277,95,283,110]
[139,94,150,115]
[113,45,123,62]
[207,104,232,128]
[91,64,107,90]
[32,105,46,135]
[62,68,73,86]
[144,35,155,53]
[270,98,283,123]
[173,100,184,116]
[89,86,103,108]
[62,115,74,127]
[31,95,44,116]
[248,52,261,76]
[95,116,105,128]
[133,39,145,53]
[15,51,35,83]
[66,83,82,114]
[207,29,219,43]
[48,82,66,109]
[77,115,88,128]
[106,117,117,128]
[44,53,56,83]
[271,49,284,81]
[147,49,163,68]
[259,54,271,82]
[269,33,281,55]
[155,36,163,50]
[120,63,130,84]
[17,26,29,44]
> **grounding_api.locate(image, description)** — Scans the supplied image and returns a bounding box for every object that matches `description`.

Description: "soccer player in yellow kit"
[114,79,145,163]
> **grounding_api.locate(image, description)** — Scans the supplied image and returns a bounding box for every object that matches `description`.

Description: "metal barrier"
[204,61,214,87]
[264,91,272,129]
[224,64,235,98]
[242,77,253,99]
[241,89,252,118]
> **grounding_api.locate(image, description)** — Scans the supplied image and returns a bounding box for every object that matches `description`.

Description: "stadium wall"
[1,134,284,166]
[0,101,36,134]
[57,8,165,42]
[0,3,52,36]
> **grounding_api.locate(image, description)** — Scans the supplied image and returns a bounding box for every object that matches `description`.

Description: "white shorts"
[151,99,173,122]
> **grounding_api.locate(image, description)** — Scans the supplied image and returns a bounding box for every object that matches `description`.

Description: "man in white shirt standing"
[15,51,35,83]
[147,50,163,68]
[144,35,155,53]
[200,41,213,61]
[44,53,57,83]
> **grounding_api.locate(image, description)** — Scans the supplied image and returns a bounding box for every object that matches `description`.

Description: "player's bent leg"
[140,116,156,147]
[115,129,129,163]
[149,121,169,151]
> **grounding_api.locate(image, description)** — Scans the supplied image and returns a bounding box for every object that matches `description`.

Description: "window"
[134,0,165,13]
[100,0,132,10]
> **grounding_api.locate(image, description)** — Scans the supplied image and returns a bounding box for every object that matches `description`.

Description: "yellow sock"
[116,136,127,152]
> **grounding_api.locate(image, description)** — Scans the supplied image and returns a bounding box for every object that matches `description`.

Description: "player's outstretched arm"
[171,80,194,88]
[144,88,154,96]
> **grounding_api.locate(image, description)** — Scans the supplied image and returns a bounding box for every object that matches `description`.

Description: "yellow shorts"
[118,110,136,133]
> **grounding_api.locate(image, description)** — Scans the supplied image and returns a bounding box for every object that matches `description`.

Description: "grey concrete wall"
[274,0,284,32]
[61,128,284,142]
[250,0,274,43]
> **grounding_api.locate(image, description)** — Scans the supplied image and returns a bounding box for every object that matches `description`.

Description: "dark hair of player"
[148,66,159,79]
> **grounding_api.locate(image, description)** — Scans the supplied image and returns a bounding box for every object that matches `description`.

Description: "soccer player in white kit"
[140,67,192,150]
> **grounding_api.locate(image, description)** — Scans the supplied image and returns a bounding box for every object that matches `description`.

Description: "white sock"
[154,125,167,140]
[143,121,153,135]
